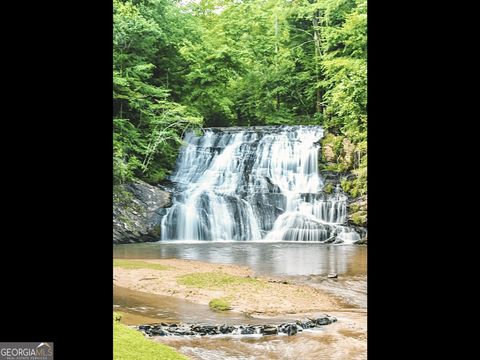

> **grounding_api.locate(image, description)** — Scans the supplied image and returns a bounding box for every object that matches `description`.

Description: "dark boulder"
[240,326,256,335]
[192,325,203,332]
[150,328,168,336]
[262,326,278,335]
[286,324,297,336]
[136,316,336,338]
[304,321,315,328]
[314,315,336,325]
[354,237,367,245]
[219,325,234,334]
[113,180,173,243]
[279,323,298,336]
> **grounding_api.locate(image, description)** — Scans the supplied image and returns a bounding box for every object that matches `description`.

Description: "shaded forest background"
[113,0,366,197]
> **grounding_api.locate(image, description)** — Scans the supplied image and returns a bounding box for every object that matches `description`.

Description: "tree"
[113,0,367,190]
[113,0,202,184]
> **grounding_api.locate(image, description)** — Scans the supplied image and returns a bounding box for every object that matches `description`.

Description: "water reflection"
[114,286,267,325]
[113,242,366,277]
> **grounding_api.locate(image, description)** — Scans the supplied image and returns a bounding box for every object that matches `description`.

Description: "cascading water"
[161,126,360,243]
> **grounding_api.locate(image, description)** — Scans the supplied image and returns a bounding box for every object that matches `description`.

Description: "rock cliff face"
[113,180,172,244]
[347,196,367,227]
[319,131,367,243]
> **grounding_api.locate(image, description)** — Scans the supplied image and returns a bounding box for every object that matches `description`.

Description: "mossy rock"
[323,183,334,194]
[113,185,134,207]
[148,223,162,237]
[320,131,367,174]
[209,298,232,311]
[349,211,367,226]
[341,175,367,198]
[349,199,367,213]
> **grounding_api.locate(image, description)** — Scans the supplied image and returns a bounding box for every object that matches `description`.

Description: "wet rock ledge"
[136,315,337,337]
[113,180,172,244]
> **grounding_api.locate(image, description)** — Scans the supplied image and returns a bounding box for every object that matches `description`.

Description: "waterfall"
[161,126,360,243]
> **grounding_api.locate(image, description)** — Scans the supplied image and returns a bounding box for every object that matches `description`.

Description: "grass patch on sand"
[113,259,171,271]
[177,272,263,289]
[114,313,187,360]
[209,298,232,311]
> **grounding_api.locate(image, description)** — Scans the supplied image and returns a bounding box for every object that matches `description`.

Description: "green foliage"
[321,132,362,173]
[208,298,232,311]
[113,0,367,195]
[113,0,203,184]
[114,319,188,360]
[323,183,334,194]
[340,165,366,198]
[340,177,352,194]
[321,0,367,141]
[180,38,241,126]
[177,272,263,289]
[113,259,171,271]
[322,133,343,159]
[350,210,367,226]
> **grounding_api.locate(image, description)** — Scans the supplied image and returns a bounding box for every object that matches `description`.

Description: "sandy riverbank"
[113,258,346,316]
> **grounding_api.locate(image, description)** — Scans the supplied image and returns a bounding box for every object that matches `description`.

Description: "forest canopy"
[113,0,367,186]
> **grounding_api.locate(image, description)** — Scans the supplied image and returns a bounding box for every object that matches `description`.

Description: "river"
[114,242,367,359]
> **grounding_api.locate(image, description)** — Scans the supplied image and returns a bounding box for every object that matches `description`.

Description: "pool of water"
[114,285,283,326]
[113,242,366,277]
